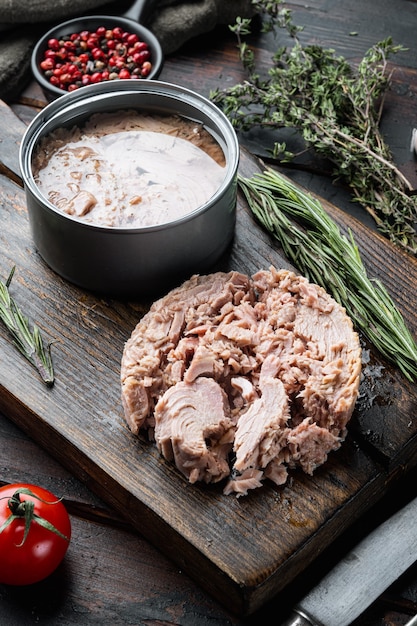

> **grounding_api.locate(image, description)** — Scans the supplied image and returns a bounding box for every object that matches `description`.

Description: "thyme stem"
[239,169,417,381]
[212,0,417,255]
[0,267,54,387]
[313,119,415,193]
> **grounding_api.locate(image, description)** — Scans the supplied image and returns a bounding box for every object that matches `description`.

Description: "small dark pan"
[31,0,163,99]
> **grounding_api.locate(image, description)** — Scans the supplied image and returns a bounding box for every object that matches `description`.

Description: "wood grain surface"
[1,111,417,614]
[1,1,417,623]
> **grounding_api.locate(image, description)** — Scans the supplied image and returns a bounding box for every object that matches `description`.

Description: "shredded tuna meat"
[154,377,235,484]
[121,267,362,496]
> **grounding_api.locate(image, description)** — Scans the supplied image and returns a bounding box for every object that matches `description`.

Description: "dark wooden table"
[2,1,417,623]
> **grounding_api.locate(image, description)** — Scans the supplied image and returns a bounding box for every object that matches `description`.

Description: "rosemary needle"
[0,267,54,387]
[238,169,417,381]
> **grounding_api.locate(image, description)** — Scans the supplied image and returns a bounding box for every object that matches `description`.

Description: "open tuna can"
[19,80,239,298]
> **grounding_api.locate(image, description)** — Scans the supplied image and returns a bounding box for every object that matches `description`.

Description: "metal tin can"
[19,80,239,298]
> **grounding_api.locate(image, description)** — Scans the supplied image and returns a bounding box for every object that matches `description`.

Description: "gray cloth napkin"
[0,0,255,101]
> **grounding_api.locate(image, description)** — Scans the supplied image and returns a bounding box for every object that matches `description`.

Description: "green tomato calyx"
[0,487,70,546]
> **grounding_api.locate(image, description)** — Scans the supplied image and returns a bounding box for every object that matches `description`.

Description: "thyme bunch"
[239,169,417,381]
[212,0,417,256]
[0,267,54,387]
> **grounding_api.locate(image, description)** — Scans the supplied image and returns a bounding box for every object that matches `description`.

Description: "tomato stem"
[0,488,70,545]
[8,491,29,516]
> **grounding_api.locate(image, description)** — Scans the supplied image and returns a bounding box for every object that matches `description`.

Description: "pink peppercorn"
[47,38,60,51]
[118,68,131,79]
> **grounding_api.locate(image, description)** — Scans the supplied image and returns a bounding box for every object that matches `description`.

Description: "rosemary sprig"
[239,168,417,381]
[0,267,54,387]
[212,0,417,256]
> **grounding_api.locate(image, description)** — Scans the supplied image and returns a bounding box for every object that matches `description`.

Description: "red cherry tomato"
[0,483,71,585]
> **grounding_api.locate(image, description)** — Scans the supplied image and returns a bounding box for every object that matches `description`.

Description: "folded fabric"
[0,0,115,23]
[0,0,255,101]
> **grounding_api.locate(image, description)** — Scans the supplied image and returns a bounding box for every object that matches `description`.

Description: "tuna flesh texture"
[120,267,362,496]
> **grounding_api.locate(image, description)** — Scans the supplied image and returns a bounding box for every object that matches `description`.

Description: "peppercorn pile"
[0,0,255,101]
[39,27,153,92]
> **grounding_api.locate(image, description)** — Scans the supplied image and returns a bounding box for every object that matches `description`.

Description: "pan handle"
[122,0,158,24]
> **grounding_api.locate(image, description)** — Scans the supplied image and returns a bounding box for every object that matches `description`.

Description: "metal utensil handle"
[123,0,157,24]
[281,494,417,626]
[304,494,417,626]
[280,610,318,626]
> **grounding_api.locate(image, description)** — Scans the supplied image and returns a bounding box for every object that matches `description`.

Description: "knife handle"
[291,494,417,626]
[280,609,320,626]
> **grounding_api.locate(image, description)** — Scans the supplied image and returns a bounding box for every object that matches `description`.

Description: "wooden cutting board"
[1,100,417,616]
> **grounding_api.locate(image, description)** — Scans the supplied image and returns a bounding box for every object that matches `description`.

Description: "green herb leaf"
[239,168,417,381]
[0,267,54,387]
[212,0,417,256]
